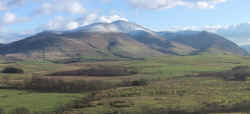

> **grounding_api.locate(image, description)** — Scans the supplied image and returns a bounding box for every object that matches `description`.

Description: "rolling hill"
[0,21,247,60]
[241,45,250,53]
[158,31,247,55]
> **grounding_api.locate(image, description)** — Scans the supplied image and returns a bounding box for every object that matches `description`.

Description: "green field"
[1,54,250,114]
[0,90,85,113]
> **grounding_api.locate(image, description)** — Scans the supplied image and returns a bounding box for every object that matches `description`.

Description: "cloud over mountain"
[44,14,128,31]
[216,22,250,45]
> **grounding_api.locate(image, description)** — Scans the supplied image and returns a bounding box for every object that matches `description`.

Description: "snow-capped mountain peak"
[75,20,154,34]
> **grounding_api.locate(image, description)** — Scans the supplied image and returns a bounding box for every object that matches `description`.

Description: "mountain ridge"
[0,21,247,60]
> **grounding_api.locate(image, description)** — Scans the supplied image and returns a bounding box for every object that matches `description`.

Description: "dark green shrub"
[2,67,24,74]
[121,79,151,87]
[131,79,150,86]
[10,107,31,114]
[23,76,118,92]
[50,65,138,77]
[233,73,248,81]
[0,108,5,114]
[198,66,250,81]
[110,100,134,108]
[232,66,249,71]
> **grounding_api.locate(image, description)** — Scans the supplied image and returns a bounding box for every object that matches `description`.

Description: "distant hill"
[241,45,250,53]
[0,21,247,60]
[158,31,247,56]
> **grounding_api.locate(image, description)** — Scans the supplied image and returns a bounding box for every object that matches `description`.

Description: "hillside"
[158,31,248,56]
[129,30,196,55]
[0,31,164,60]
[241,45,250,53]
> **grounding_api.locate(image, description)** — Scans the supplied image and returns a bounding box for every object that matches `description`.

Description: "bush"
[198,66,250,81]
[0,108,5,114]
[10,107,31,114]
[131,79,150,86]
[2,67,24,74]
[232,66,249,71]
[49,65,138,77]
[121,79,151,87]
[23,76,118,92]
[223,66,250,81]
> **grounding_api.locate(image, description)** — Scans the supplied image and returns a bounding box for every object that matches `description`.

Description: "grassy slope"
[0,90,85,113]
[64,54,250,114]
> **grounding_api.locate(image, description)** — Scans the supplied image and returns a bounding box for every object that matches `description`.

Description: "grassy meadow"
[1,54,250,113]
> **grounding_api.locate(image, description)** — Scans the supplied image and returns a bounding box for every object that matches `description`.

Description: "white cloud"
[79,14,128,25]
[36,0,85,15]
[128,0,227,9]
[80,13,99,26]
[99,15,128,23]
[66,21,79,30]
[197,1,214,8]
[64,1,85,14]
[44,14,128,31]
[2,12,16,24]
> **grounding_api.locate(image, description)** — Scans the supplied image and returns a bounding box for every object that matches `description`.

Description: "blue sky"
[0,0,250,44]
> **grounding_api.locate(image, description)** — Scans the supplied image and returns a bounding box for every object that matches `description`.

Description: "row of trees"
[50,65,138,77]
[22,76,118,93]
[1,67,24,74]
[20,76,150,93]
[197,66,250,81]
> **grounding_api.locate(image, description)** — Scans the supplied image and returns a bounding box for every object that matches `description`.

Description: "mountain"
[241,45,250,53]
[0,21,247,60]
[158,31,248,56]
[0,31,164,60]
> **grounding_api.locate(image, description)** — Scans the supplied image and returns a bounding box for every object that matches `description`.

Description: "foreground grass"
[67,77,250,114]
[0,90,85,113]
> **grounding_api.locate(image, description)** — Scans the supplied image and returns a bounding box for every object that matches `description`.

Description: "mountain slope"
[241,45,250,53]
[130,30,196,55]
[158,31,248,56]
[0,31,163,60]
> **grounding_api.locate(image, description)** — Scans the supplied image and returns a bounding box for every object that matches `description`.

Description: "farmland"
[1,54,250,114]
